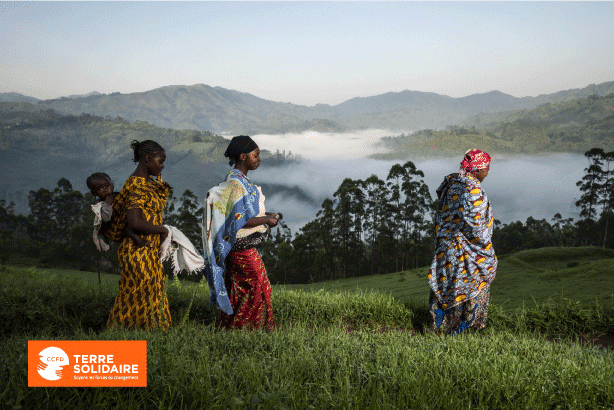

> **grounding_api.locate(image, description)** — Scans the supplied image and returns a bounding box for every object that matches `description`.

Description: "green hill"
[0,103,285,213]
[284,247,614,310]
[2,261,614,410]
[7,79,611,134]
[372,93,614,158]
[21,246,614,312]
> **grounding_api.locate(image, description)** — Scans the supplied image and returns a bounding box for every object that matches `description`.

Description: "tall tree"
[333,178,364,278]
[398,161,433,270]
[27,187,55,242]
[576,148,606,246]
[386,164,404,272]
[53,178,84,243]
[173,189,203,251]
[576,148,605,222]
[598,151,614,248]
[362,175,392,275]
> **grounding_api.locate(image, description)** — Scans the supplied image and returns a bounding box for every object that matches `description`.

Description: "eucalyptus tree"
[316,198,338,280]
[173,189,203,251]
[386,164,405,272]
[576,148,605,222]
[52,178,84,243]
[292,218,328,283]
[28,187,56,242]
[362,175,393,275]
[551,213,577,248]
[387,161,433,271]
[576,148,606,246]
[398,161,433,270]
[333,178,365,278]
[598,151,614,248]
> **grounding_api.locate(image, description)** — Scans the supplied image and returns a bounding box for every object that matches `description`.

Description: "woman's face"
[475,166,489,182]
[241,148,261,171]
[146,151,166,176]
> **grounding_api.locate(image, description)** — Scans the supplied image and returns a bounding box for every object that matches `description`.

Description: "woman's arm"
[459,189,488,241]
[244,214,278,228]
[126,208,168,235]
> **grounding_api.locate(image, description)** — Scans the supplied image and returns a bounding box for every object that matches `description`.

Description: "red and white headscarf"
[459,148,491,175]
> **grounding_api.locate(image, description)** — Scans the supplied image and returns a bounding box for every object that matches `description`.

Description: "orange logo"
[28,341,147,387]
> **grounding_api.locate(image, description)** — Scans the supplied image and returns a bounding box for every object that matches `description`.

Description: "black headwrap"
[224,135,259,165]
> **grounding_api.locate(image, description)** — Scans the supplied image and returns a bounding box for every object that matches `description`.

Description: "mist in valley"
[1,130,586,238]
[245,131,585,235]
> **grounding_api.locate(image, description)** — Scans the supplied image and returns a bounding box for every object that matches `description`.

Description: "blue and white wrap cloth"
[202,169,261,314]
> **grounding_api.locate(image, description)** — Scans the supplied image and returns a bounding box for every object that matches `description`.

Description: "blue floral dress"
[428,173,497,333]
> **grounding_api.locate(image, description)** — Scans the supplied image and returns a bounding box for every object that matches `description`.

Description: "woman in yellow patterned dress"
[103,140,172,330]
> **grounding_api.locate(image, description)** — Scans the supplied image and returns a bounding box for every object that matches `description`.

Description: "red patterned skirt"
[219,248,274,330]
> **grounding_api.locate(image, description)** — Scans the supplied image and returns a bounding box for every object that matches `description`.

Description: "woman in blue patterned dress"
[203,136,279,330]
[428,149,497,334]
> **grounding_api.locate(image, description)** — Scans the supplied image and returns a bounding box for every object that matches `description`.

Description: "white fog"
[240,131,586,234]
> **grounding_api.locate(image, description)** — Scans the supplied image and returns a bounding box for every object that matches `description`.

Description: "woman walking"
[203,135,278,330]
[104,140,172,330]
[428,148,497,334]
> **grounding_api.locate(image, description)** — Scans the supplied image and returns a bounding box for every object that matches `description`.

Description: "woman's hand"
[266,214,279,227]
[160,226,169,243]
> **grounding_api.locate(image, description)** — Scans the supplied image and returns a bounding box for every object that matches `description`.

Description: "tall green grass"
[2,264,614,409]
[3,325,614,409]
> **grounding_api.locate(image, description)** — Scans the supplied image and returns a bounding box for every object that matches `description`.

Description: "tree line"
[2,149,613,283]
[261,161,434,283]
[0,178,204,279]
[262,149,614,283]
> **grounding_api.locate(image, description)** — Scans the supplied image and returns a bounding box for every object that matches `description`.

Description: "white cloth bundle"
[91,202,110,252]
[160,225,205,275]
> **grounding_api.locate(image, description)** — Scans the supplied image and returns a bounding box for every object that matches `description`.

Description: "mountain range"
[3,80,614,135]
[2,80,614,218]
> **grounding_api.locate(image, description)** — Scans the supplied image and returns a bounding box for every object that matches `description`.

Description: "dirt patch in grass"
[550,333,614,350]
[588,334,614,350]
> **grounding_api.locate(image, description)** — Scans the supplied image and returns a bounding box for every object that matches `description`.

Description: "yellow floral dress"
[104,175,172,330]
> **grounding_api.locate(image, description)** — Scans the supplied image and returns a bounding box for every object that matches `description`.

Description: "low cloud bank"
[249,129,398,160]
[221,132,585,234]
[253,153,584,234]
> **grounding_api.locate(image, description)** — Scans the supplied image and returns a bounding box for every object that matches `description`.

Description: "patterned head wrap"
[460,148,491,174]
[224,135,259,165]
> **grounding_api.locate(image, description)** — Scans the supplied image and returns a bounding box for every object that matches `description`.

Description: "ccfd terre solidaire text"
[72,354,139,374]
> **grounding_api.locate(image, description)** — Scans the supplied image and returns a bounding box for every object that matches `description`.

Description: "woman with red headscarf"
[427,148,497,334]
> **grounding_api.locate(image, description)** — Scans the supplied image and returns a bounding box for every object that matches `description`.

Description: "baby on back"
[86,172,149,250]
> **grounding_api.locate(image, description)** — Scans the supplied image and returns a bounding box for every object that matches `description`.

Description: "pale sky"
[1,1,613,106]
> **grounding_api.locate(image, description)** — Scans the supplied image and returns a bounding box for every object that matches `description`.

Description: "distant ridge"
[65,91,102,99]
[2,80,613,134]
[0,92,39,105]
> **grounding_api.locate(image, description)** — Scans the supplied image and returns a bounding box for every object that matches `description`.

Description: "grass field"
[2,246,614,409]
[14,246,614,311]
[285,247,614,310]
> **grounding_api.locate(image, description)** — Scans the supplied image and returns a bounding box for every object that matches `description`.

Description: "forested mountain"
[0,103,227,213]
[34,85,349,135]
[0,92,39,104]
[2,80,613,134]
[3,90,614,211]
[0,102,310,215]
[373,93,614,159]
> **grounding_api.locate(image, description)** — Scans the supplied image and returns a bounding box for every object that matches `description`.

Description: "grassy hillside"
[2,258,613,409]
[285,247,614,310]
[15,246,614,312]
[0,104,288,213]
